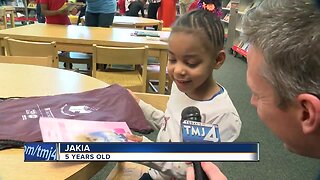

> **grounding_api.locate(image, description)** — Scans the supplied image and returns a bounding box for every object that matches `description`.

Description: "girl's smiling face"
[167,32,218,99]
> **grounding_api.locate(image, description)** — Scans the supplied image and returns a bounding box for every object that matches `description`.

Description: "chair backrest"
[3,37,58,68]
[134,92,169,112]
[158,20,163,31]
[92,44,148,91]
[93,45,148,65]
[0,55,54,67]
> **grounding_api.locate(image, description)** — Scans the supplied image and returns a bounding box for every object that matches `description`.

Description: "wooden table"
[0,63,108,97]
[0,63,108,179]
[0,23,169,94]
[112,16,162,30]
[80,16,163,30]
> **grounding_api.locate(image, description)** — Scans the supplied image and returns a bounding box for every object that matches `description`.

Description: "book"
[226,1,232,8]
[134,31,160,37]
[243,1,260,14]
[27,2,36,9]
[236,40,244,48]
[241,42,250,51]
[39,117,132,142]
[58,2,84,12]
[223,13,230,22]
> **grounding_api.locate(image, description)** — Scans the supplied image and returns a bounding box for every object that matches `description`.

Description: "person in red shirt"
[157,0,177,27]
[40,0,71,25]
[118,0,126,15]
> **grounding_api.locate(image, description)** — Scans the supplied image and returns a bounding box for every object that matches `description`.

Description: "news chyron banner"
[24,143,259,162]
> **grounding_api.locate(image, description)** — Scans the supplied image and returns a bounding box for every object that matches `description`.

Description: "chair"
[146,27,172,94]
[134,92,169,112]
[147,62,173,94]
[0,6,15,29]
[59,14,92,74]
[0,55,53,67]
[3,37,58,67]
[157,20,164,31]
[58,51,92,75]
[92,44,148,92]
[106,92,169,180]
[161,27,171,32]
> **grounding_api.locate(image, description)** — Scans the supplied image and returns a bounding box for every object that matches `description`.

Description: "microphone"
[181,106,220,143]
[181,106,220,180]
[181,106,201,122]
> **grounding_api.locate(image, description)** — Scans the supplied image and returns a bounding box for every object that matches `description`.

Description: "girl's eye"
[168,58,176,63]
[186,62,198,68]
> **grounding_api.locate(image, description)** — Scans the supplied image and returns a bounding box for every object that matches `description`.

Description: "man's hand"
[186,162,227,180]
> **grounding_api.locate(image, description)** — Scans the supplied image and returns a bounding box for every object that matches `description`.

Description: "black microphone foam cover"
[181,106,201,122]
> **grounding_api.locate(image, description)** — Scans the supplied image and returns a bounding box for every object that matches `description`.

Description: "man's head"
[242,0,320,158]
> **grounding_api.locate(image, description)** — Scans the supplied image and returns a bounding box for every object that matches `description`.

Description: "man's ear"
[213,50,226,69]
[297,94,320,134]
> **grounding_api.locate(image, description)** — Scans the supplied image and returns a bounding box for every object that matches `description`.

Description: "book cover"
[241,42,250,51]
[39,117,132,142]
[226,1,231,8]
[223,13,230,21]
[134,31,160,37]
[238,41,244,48]
[58,2,84,11]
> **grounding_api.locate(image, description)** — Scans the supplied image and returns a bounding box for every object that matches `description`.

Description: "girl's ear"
[213,50,226,69]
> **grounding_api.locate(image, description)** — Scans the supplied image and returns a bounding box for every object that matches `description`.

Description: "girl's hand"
[125,133,143,142]
[70,7,78,15]
[127,89,140,103]
[58,8,69,15]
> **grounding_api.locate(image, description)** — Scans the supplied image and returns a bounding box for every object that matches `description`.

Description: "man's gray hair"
[242,0,320,108]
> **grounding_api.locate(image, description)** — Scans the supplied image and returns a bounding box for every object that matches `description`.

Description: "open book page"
[58,2,84,11]
[39,117,132,142]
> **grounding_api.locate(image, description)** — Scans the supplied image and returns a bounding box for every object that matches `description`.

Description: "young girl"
[40,0,71,25]
[127,9,242,180]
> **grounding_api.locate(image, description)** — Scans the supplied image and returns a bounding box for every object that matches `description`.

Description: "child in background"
[118,0,126,15]
[75,0,86,25]
[147,0,161,20]
[125,0,146,17]
[40,0,71,25]
[157,0,176,27]
[127,9,242,180]
[36,0,45,23]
